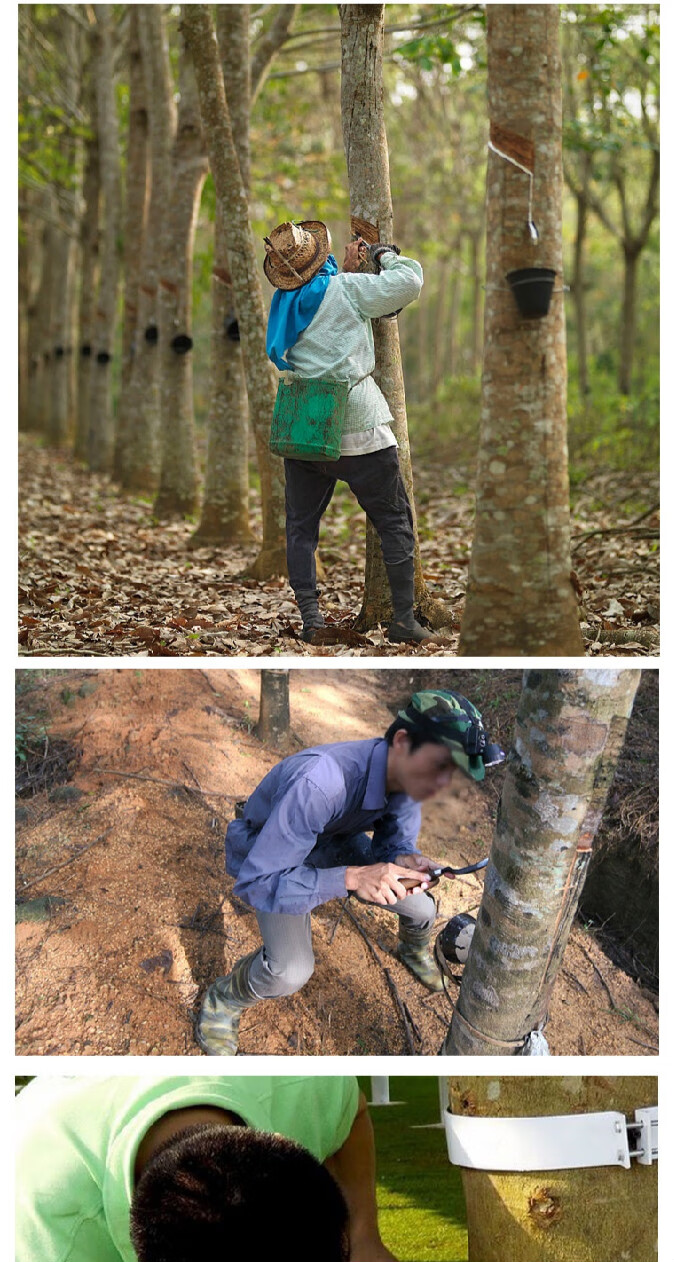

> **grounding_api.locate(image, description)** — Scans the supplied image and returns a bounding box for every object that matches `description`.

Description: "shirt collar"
[362,738,390,810]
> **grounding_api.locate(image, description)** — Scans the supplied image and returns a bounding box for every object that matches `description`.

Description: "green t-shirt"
[16,1075,359,1262]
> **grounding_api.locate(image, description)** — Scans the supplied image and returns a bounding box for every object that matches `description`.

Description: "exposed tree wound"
[350,214,379,243]
[528,1188,563,1230]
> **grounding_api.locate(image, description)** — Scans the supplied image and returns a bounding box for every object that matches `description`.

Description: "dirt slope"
[15,670,658,1056]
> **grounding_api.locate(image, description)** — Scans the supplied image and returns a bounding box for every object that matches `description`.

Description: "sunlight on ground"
[362,1076,468,1262]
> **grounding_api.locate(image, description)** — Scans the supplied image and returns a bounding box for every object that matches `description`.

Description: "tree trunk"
[114,5,150,484]
[256,670,291,749]
[459,5,583,656]
[191,5,252,546]
[182,4,287,576]
[153,26,207,519]
[49,12,81,449]
[445,253,463,379]
[572,189,590,397]
[619,246,639,397]
[74,55,100,463]
[448,1076,657,1261]
[89,4,122,472]
[31,213,56,434]
[22,193,50,434]
[339,3,451,632]
[468,229,483,376]
[442,668,640,1055]
[119,5,173,493]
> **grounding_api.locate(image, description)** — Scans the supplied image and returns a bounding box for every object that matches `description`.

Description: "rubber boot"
[385,561,433,644]
[195,951,261,1056]
[295,587,325,643]
[394,923,444,992]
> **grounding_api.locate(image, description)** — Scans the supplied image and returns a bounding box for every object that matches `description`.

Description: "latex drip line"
[487,139,539,242]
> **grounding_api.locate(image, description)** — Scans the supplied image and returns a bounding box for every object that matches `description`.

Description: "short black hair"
[130,1123,350,1262]
[384,716,444,750]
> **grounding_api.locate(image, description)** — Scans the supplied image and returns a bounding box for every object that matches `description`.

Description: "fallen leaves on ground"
[18,437,659,657]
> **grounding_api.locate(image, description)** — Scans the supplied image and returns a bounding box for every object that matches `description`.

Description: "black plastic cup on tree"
[507,266,556,318]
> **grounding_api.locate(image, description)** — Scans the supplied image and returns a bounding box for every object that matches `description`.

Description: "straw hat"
[263,220,332,290]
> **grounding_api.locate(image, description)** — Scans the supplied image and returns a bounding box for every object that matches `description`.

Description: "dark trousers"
[284,446,415,593]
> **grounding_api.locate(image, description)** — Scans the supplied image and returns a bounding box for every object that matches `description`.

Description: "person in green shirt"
[16,1075,397,1262]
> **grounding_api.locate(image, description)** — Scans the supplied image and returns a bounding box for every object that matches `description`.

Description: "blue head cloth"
[266,254,339,371]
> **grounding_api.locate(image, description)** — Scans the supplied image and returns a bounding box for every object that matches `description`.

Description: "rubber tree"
[89,4,122,473]
[113,5,150,484]
[119,3,174,493]
[458,5,584,656]
[48,8,81,449]
[153,21,208,519]
[182,4,287,577]
[448,1076,657,1261]
[339,3,451,632]
[191,4,252,546]
[74,49,100,463]
[192,4,297,547]
[256,669,291,750]
[442,668,640,1055]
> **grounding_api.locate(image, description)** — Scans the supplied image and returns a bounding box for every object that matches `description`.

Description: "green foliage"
[567,361,659,477]
[408,377,482,471]
[16,714,47,765]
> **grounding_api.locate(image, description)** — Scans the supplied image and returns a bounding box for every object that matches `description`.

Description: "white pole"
[371,1076,390,1105]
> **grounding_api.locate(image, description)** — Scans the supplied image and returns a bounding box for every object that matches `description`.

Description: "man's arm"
[341,252,423,320]
[323,1092,399,1262]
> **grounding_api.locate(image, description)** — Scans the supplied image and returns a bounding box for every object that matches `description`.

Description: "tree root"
[242,544,288,580]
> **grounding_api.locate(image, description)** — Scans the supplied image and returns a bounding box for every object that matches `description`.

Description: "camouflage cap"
[397,690,505,782]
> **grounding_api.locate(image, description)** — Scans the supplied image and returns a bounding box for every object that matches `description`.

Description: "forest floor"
[18,436,659,657]
[15,669,659,1057]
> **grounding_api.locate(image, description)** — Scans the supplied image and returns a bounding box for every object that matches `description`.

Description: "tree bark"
[153,24,208,519]
[182,4,287,577]
[442,668,640,1055]
[448,1076,657,1261]
[619,246,639,397]
[256,670,292,749]
[572,188,590,397]
[74,52,100,463]
[339,3,451,632]
[468,229,484,376]
[49,12,81,449]
[114,5,150,484]
[118,4,172,493]
[459,5,584,656]
[88,4,121,470]
[89,4,122,472]
[31,212,56,434]
[191,5,252,546]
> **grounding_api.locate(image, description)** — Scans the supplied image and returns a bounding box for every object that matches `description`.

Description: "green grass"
[359,1077,468,1262]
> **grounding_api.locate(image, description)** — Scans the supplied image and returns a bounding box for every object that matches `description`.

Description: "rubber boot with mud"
[385,561,433,644]
[195,951,261,1056]
[295,587,325,644]
[394,923,444,991]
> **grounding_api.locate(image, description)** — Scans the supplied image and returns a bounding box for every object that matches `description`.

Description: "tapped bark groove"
[459,5,584,656]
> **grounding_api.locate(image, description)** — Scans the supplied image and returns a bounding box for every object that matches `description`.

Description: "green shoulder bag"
[269,374,350,461]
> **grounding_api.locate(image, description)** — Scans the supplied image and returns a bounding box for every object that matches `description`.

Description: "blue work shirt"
[225,738,422,915]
